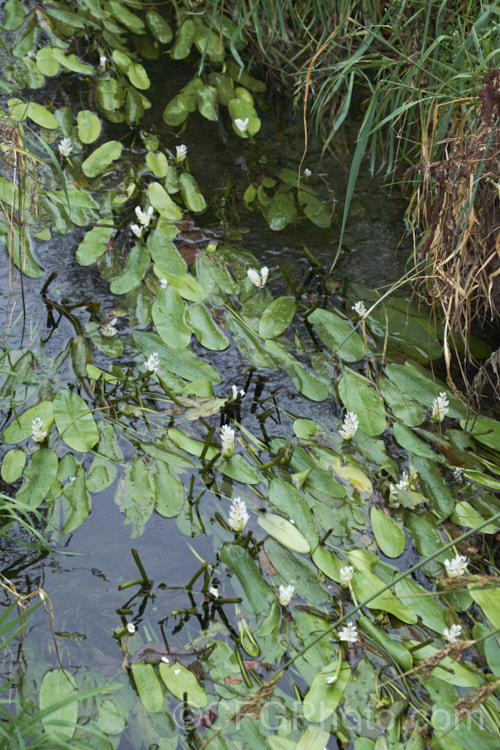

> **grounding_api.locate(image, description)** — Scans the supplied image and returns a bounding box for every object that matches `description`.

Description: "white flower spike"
[135,205,154,226]
[444,555,468,577]
[247,266,269,288]
[58,138,73,157]
[100,319,118,337]
[303,168,312,178]
[159,278,168,289]
[234,117,249,133]
[279,584,294,606]
[339,566,354,587]
[443,624,462,643]
[432,392,449,422]
[339,412,359,440]
[228,497,249,533]
[98,55,107,72]
[130,223,143,238]
[145,352,160,373]
[31,418,47,443]
[176,144,188,163]
[209,586,219,598]
[220,425,235,458]
[127,623,136,634]
[352,301,367,317]
[231,385,245,400]
[338,621,358,643]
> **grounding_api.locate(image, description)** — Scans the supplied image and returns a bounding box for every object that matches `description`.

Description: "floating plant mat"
[1,2,500,750]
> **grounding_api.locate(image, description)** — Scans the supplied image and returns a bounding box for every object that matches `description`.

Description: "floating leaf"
[146,151,169,178]
[308,308,365,362]
[217,454,260,484]
[128,62,150,90]
[378,378,425,426]
[267,191,297,231]
[460,415,500,451]
[116,458,155,538]
[179,173,207,213]
[370,507,406,558]
[53,389,99,452]
[134,332,221,384]
[265,538,329,605]
[393,423,440,462]
[51,48,94,74]
[269,479,319,550]
[153,460,185,517]
[110,245,150,295]
[394,577,447,633]
[62,467,91,533]
[185,303,229,350]
[3,401,53,443]
[196,84,219,120]
[77,110,101,144]
[3,0,24,30]
[258,513,310,553]
[349,566,418,623]
[159,662,207,708]
[1,449,26,483]
[148,181,182,220]
[469,585,500,629]
[161,272,206,302]
[146,10,173,43]
[9,98,59,129]
[168,428,218,459]
[259,297,297,339]
[16,449,58,508]
[338,370,386,436]
[82,141,123,178]
[219,544,274,614]
[303,662,351,722]
[412,457,454,518]
[131,663,163,713]
[386,363,466,418]
[450,501,497,533]
[76,225,114,266]
[264,340,328,401]
[170,19,196,59]
[153,286,191,349]
[358,615,412,670]
[148,224,185,276]
[39,669,77,740]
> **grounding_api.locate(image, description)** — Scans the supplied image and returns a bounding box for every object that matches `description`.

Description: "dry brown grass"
[404,70,500,395]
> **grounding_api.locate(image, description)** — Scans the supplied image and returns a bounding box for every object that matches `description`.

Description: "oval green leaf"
[258,513,310,553]
[152,286,191,349]
[131,663,164,713]
[309,308,365,362]
[82,140,122,178]
[3,401,54,444]
[338,370,385,435]
[259,297,297,339]
[185,303,229,350]
[1,448,26,483]
[39,669,77,740]
[77,110,101,144]
[370,507,406,558]
[148,181,182,220]
[53,389,99,452]
[159,662,207,708]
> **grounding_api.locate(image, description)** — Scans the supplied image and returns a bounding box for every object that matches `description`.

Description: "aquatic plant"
[0,2,499,749]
